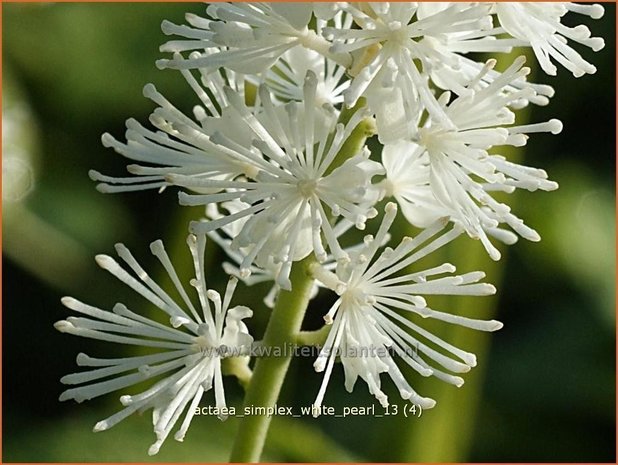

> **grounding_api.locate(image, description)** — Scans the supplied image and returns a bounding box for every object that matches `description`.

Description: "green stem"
[222,356,253,390]
[323,98,376,177]
[229,255,316,463]
[296,325,330,347]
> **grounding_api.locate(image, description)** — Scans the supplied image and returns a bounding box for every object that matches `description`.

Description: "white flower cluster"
[61,2,604,455]
[56,235,253,454]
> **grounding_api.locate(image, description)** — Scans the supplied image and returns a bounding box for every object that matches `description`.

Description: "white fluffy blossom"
[380,140,449,229]
[384,57,561,259]
[92,60,383,290]
[205,200,385,309]
[492,2,605,77]
[157,3,350,73]
[255,47,350,106]
[324,2,495,141]
[310,203,501,412]
[169,71,383,290]
[90,60,248,194]
[54,234,253,455]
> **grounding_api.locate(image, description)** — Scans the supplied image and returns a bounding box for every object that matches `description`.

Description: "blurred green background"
[2,3,615,462]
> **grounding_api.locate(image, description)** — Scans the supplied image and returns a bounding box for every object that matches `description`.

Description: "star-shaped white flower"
[55,234,253,455]
[310,203,501,412]
[324,2,495,141]
[493,2,605,77]
[157,3,350,74]
[255,47,350,107]
[385,57,561,259]
[169,71,383,290]
[205,200,384,309]
[90,56,249,194]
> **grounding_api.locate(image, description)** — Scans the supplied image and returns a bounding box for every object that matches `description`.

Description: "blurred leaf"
[3,3,203,123]
[265,417,361,462]
[4,407,360,462]
[524,161,615,326]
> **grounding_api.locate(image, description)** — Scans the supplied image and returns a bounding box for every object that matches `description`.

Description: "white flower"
[157,3,350,74]
[410,25,555,108]
[90,59,249,194]
[169,71,383,290]
[309,203,501,412]
[254,47,350,107]
[92,65,382,290]
[385,57,561,260]
[54,234,253,455]
[324,2,494,141]
[427,51,556,109]
[380,140,449,228]
[202,199,292,309]
[493,2,605,77]
[205,200,384,309]
[252,9,354,106]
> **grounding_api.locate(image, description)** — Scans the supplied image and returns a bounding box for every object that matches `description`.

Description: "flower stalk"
[229,255,316,463]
